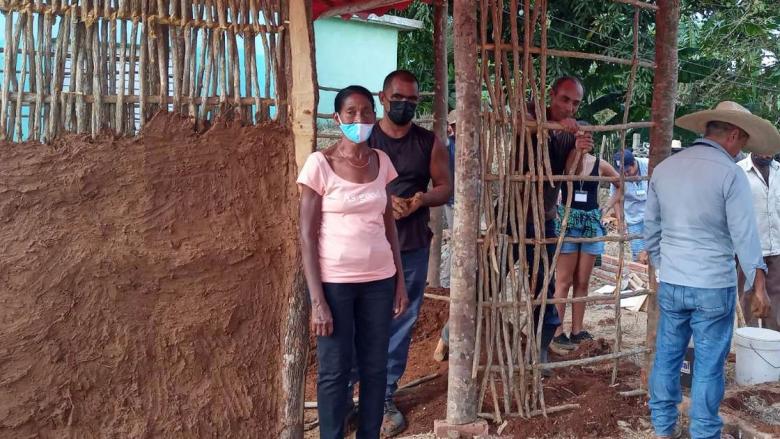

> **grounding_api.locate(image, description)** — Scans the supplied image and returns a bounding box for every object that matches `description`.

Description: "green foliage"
[395,0,780,149]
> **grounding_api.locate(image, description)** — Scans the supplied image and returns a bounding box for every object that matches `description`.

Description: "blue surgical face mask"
[336,114,374,144]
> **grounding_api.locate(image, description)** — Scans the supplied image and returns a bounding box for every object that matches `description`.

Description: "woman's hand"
[393,284,409,319]
[311,301,334,336]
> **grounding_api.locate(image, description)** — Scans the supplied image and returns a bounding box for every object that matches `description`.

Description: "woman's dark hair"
[334,85,375,113]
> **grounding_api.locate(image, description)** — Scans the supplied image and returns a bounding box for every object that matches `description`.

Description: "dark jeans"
[516,220,561,360]
[385,247,430,400]
[317,277,395,439]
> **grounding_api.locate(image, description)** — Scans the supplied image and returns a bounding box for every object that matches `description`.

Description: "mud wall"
[0,113,298,438]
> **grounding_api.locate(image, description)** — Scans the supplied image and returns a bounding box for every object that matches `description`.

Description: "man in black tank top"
[368,70,452,437]
[518,77,594,368]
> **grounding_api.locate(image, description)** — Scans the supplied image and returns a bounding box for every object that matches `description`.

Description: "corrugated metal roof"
[313,1,419,20]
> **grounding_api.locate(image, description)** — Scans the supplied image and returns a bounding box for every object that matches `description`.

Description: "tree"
[396,0,780,149]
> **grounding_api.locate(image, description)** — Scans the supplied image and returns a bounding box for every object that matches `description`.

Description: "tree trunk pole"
[446,0,479,424]
[427,0,448,288]
[281,1,318,438]
[644,0,679,386]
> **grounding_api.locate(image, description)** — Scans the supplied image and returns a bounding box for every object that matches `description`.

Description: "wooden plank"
[446,0,480,425]
[280,1,317,438]
[426,0,449,288]
[645,0,680,386]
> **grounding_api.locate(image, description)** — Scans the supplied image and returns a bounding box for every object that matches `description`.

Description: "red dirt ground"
[305,288,651,438]
[722,388,780,435]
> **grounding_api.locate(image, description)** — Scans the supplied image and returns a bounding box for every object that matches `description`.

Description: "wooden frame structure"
[0,0,287,142]
[0,0,678,436]
[447,0,678,427]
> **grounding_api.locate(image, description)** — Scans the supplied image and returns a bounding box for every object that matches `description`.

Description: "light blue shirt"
[611,157,649,225]
[644,138,767,291]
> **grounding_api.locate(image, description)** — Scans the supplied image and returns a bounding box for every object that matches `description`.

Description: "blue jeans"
[649,282,735,439]
[627,222,646,261]
[317,277,395,439]
[385,247,430,400]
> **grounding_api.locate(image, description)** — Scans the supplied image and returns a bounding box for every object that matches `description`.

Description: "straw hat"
[447,109,457,125]
[675,101,780,155]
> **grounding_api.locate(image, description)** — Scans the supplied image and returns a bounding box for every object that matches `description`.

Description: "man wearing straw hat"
[645,101,776,439]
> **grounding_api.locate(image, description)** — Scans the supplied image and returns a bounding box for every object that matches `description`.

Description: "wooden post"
[280,1,317,438]
[427,0,448,288]
[644,0,679,385]
[446,0,479,425]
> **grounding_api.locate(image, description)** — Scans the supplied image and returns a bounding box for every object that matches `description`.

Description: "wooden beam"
[280,2,318,439]
[319,0,407,18]
[289,0,319,169]
[482,43,656,69]
[611,0,659,11]
[645,0,680,386]
[446,0,479,425]
[427,0,448,288]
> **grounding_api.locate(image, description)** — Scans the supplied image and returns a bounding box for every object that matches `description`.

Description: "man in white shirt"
[737,153,780,329]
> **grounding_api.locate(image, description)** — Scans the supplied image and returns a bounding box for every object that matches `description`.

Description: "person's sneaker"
[570,330,594,344]
[381,400,406,437]
[552,333,577,351]
[433,338,448,362]
[343,398,358,435]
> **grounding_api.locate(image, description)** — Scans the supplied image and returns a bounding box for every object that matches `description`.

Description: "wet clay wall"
[0,112,297,437]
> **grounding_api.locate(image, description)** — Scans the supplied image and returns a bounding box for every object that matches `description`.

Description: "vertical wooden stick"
[14,12,28,141]
[127,3,140,133]
[139,0,148,126]
[0,11,15,140]
[645,0,679,387]
[91,28,100,137]
[115,0,128,134]
[170,0,182,112]
[154,0,167,109]
[446,0,480,425]
[33,0,45,141]
[107,0,117,132]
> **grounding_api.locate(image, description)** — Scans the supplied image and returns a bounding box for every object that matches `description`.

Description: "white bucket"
[734,327,780,386]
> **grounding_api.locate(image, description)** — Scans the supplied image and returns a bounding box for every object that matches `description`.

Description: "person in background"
[444,109,457,229]
[737,151,780,330]
[515,76,594,370]
[369,70,452,437]
[298,85,409,439]
[605,150,650,264]
[552,150,621,351]
[433,109,458,363]
[645,101,775,439]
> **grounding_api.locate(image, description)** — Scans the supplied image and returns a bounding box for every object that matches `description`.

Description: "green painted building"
[314,14,422,126]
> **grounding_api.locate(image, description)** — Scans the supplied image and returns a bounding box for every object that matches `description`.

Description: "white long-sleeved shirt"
[737,155,780,257]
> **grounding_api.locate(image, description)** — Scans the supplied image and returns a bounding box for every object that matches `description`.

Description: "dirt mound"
[502,367,647,438]
[723,388,780,435]
[552,338,613,362]
[0,112,299,437]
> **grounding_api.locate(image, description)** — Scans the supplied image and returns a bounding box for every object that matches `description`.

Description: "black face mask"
[386,100,417,125]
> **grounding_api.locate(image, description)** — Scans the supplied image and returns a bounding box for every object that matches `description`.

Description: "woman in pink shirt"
[297,86,408,439]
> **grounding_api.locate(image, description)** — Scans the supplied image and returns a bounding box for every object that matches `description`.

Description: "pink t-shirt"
[297,150,399,283]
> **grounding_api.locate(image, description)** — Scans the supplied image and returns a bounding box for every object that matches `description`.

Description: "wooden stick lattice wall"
[475,0,656,421]
[0,0,287,142]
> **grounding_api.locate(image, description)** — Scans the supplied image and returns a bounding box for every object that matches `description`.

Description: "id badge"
[574,191,588,203]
